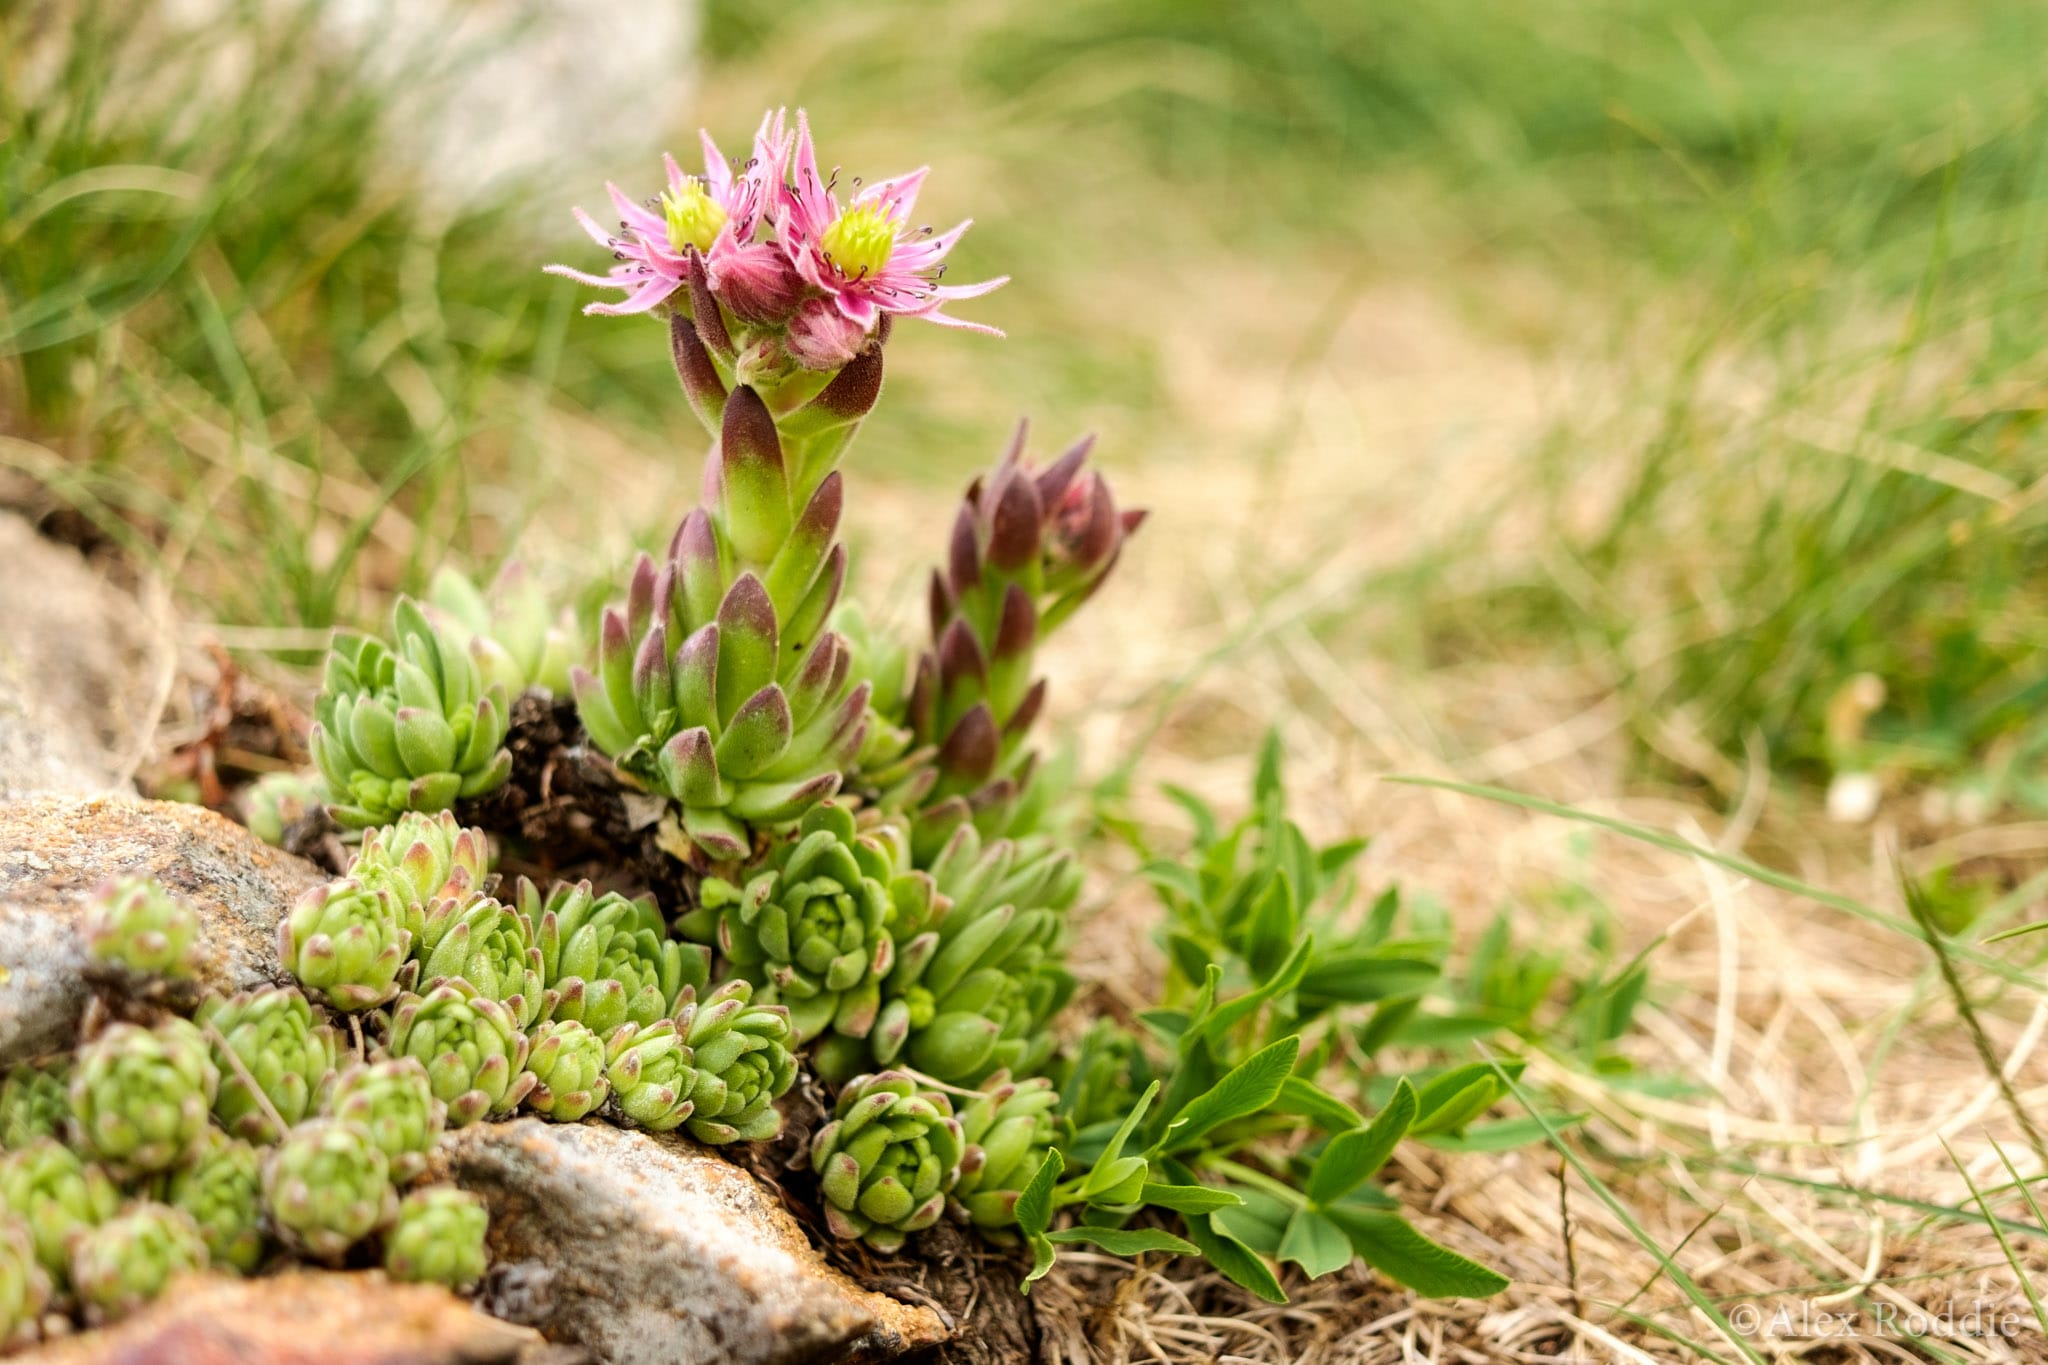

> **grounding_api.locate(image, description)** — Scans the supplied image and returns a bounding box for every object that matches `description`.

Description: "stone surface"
[19,1269,550,1363]
[0,513,169,800]
[0,796,325,1065]
[429,1119,950,1365]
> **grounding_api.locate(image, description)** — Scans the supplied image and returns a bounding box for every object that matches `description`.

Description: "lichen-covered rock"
[20,1268,541,1364]
[428,1118,949,1365]
[0,798,325,1066]
[0,513,170,801]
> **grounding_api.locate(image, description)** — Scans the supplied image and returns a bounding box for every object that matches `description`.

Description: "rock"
[0,796,325,1065]
[0,513,170,800]
[428,1120,950,1365]
[18,1268,550,1363]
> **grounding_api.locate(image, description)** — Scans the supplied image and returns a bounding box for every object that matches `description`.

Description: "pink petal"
[570,205,616,248]
[543,262,631,289]
[856,166,928,221]
[606,182,667,241]
[583,276,679,316]
[928,275,1008,302]
[695,132,733,200]
[831,289,879,330]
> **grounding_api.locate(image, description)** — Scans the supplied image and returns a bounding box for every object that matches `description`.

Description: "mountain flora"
[310,598,513,828]
[83,878,199,978]
[0,104,1550,1349]
[67,1203,208,1325]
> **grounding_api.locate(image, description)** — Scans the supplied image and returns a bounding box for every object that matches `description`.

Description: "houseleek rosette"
[82,877,198,978]
[165,1131,265,1273]
[428,562,575,697]
[387,981,535,1126]
[261,1119,396,1262]
[573,386,870,860]
[679,803,936,1045]
[67,1203,208,1324]
[0,1216,48,1349]
[310,597,512,828]
[0,1056,70,1149]
[195,987,339,1144]
[0,1140,120,1280]
[277,877,411,1011]
[949,1072,1057,1237]
[415,896,546,1028]
[876,429,1143,861]
[350,811,491,943]
[603,981,797,1142]
[521,1019,609,1122]
[809,1071,963,1251]
[831,825,1081,1086]
[384,1186,489,1291]
[524,879,705,1035]
[325,1058,445,1182]
[69,1020,219,1176]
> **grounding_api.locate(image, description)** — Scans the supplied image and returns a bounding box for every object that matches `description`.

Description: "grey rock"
[0,796,325,1065]
[429,1119,950,1365]
[0,512,170,799]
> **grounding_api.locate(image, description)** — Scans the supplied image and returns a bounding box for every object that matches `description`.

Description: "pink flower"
[545,111,788,317]
[784,296,869,370]
[774,110,1006,336]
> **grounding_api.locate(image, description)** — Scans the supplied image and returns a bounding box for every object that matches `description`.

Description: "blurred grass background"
[5,0,2047,815]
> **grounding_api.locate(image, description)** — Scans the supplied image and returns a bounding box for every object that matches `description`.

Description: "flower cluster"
[547,108,1004,392]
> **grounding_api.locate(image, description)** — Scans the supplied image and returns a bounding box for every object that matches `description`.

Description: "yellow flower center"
[818,204,896,280]
[662,179,727,255]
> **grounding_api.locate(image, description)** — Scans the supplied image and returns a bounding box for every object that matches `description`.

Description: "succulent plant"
[880,429,1143,861]
[310,597,513,829]
[262,1119,396,1262]
[69,1020,219,1175]
[196,987,339,1143]
[0,1215,49,1349]
[238,769,327,847]
[0,1056,71,1150]
[81,877,199,978]
[673,981,798,1143]
[601,1019,697,1132]
[429,562,575,697]
[278,877,412,1011]
[415,896,546,1027]
[808,1071,963,1251]
[387,981,535,1127]
[67,1202,208,1324]
[525,879,706,1036]
[823,825,1081,1086]
[350,811,491,944]
[383,1186,489,1291]
[602,981,797,1141]
[679,803,936,1044]
[324,1058,445,1182]
[572,386,872,860]
[164,1131,266,1273]
[522,1020,609,1122]
[949,1073,1058,1238]
[0,1140,119,1280]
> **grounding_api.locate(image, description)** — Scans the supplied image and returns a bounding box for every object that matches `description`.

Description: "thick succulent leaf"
[718,386,791,565]
[713,686,794,780]
[714,576,780,722]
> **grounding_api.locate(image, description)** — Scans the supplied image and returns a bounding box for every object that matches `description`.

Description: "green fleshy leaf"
[1155,1036,1299,1157]
[1278,1208,1353,1279]
[1046,1226,1199,1257]
[1324,1208,1509,1299]
[1307,1078,1416,1207]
